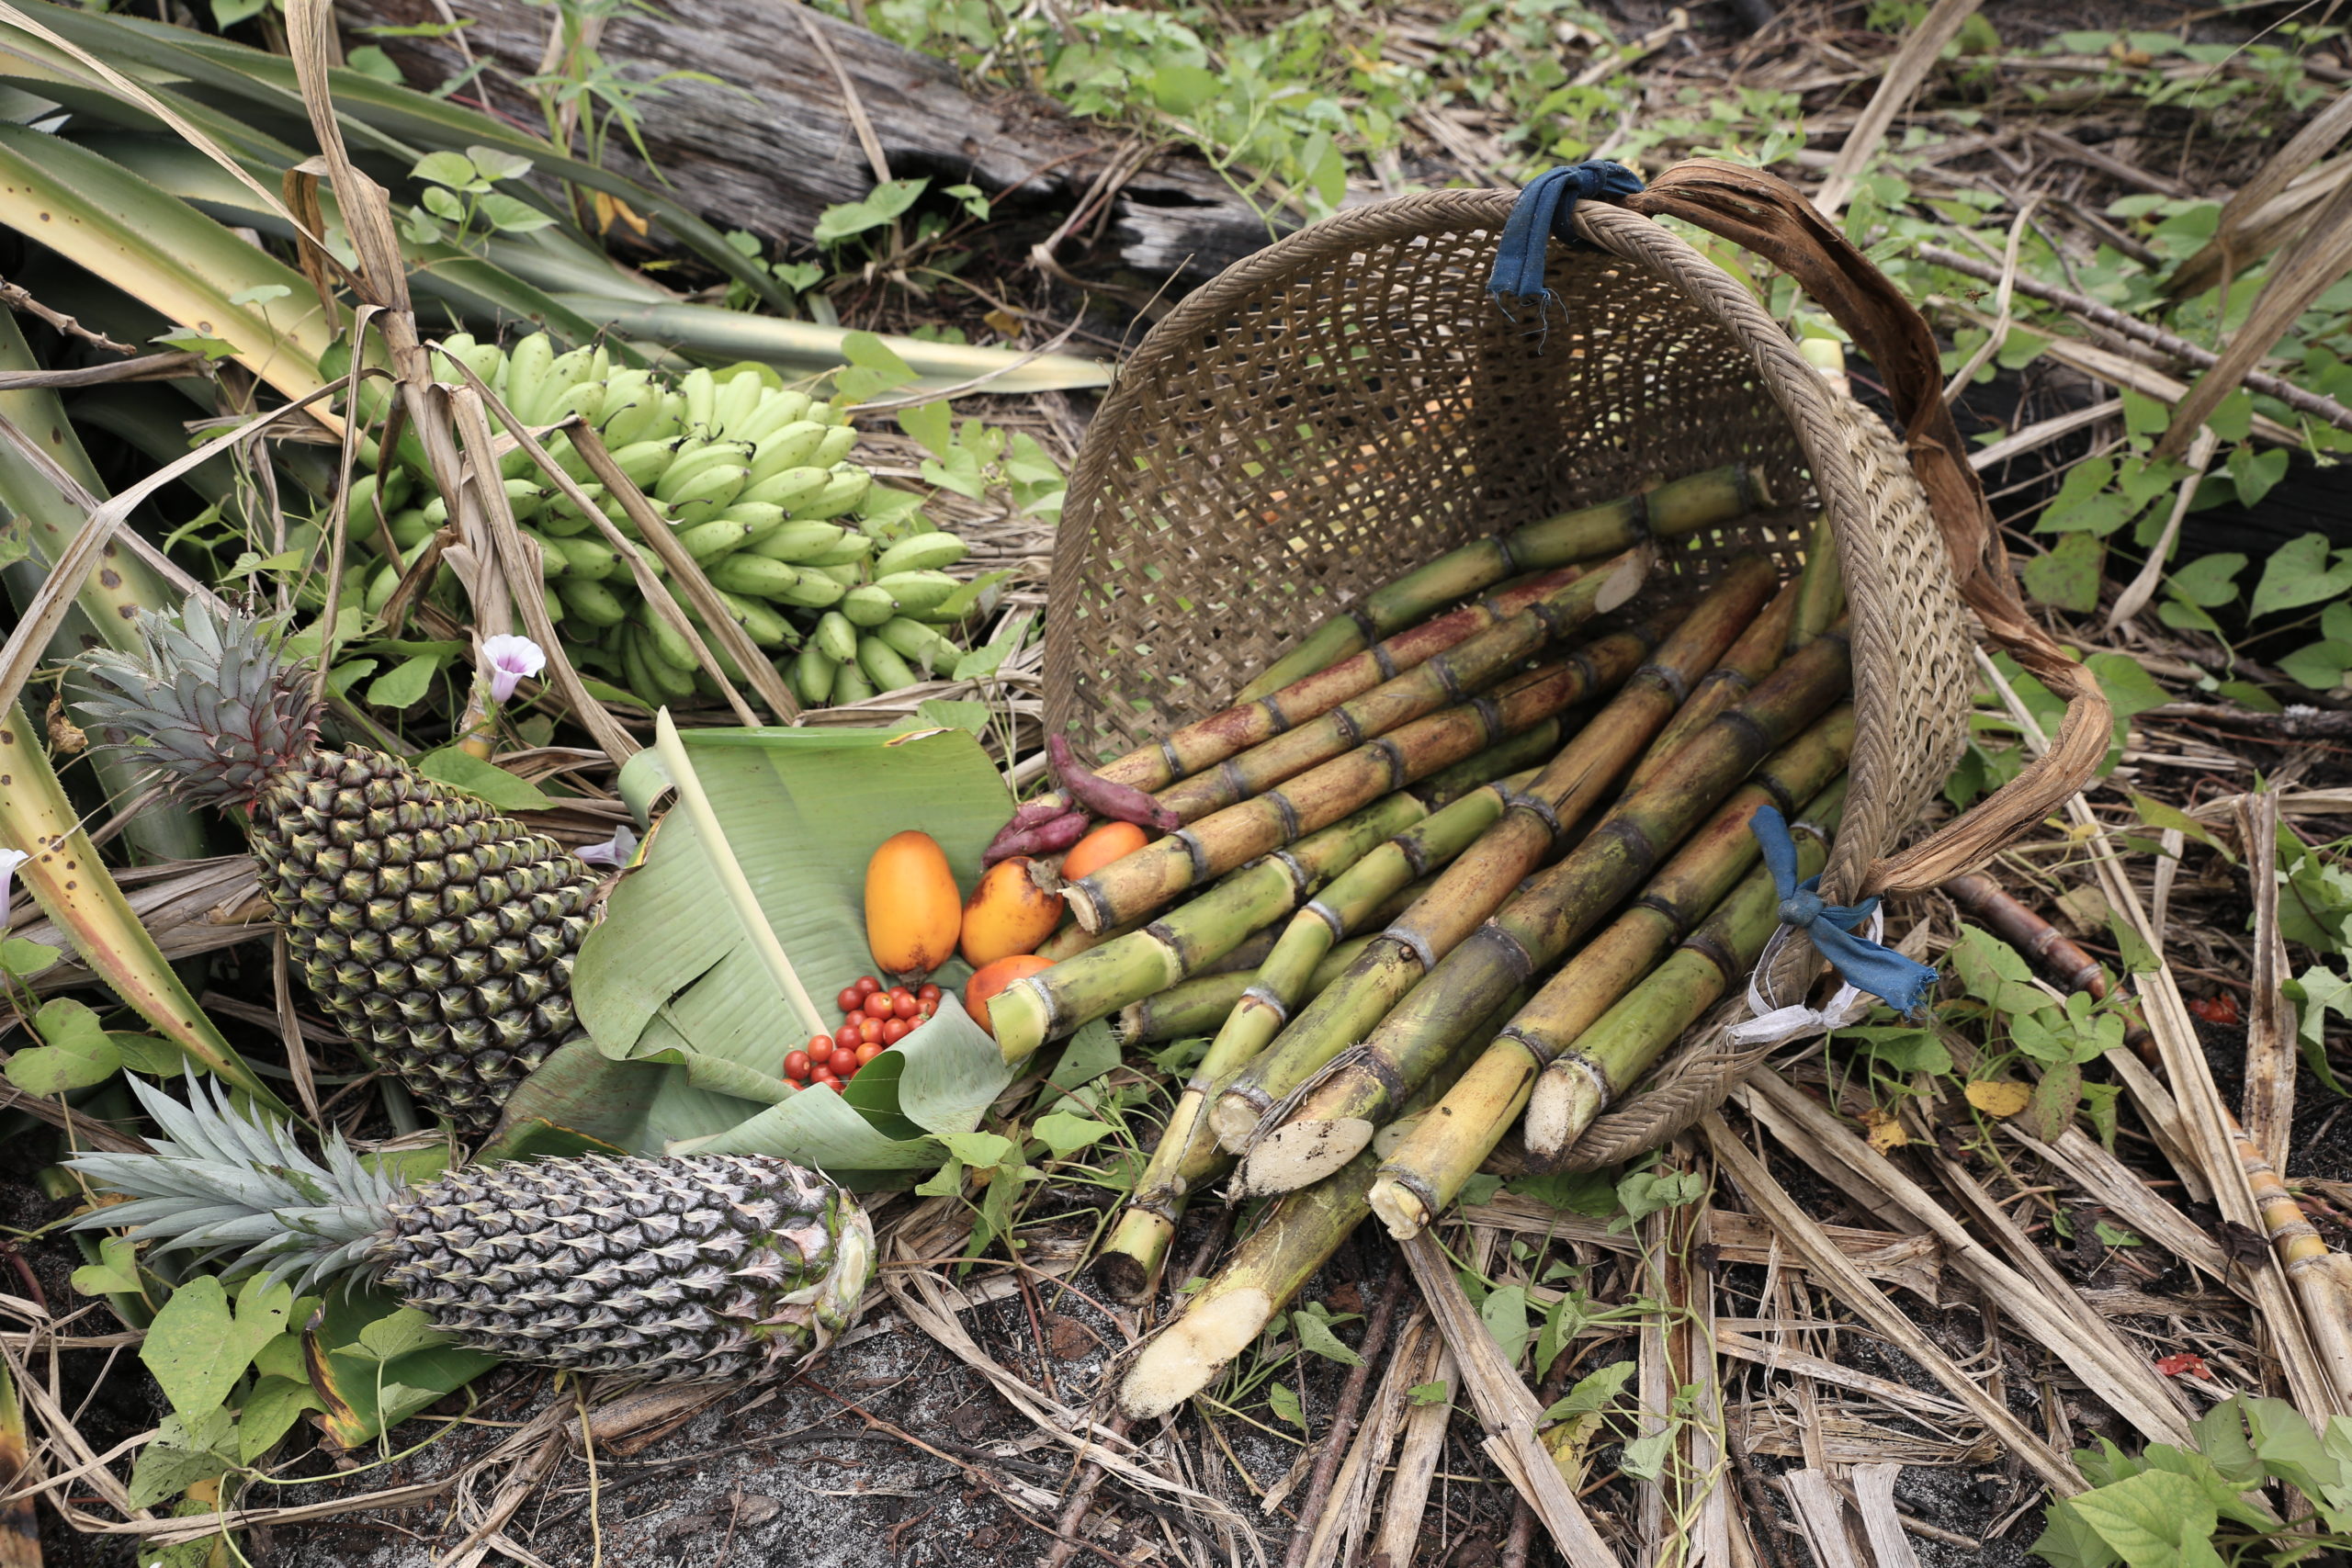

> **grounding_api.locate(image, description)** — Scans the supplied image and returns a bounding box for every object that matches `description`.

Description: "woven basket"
[1046,162,2109,1146]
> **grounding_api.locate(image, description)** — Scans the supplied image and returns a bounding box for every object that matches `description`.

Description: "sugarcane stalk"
[1231,626,1853,1197]
[1368,750,1852,1239]
[1525,817,1836,1168]
[1210,562,1782,1153]
[1063,631,1649,936]
[993,727,1561,1062]
[1114,935,1380,1046]
[1239,464,1767,702]
[1154,551,1646,821]
[1113,993,1516,1417]
[1006,559,1611,839]
[1789,513,1843,653]
[1622,577,1800,795]
[1093,769,1555,1301]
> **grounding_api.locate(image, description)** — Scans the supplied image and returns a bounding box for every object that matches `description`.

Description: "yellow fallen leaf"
[1966,1080,2032,1118]
[1860,1105,1908,1152]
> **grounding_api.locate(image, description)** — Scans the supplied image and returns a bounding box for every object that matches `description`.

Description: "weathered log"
[337,0,1285,285]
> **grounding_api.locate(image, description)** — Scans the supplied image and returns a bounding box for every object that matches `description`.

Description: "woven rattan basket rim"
[1054,188,1970,903]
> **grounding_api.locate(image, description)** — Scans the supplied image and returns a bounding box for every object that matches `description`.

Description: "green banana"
[681,367,718,434]
[549,536,619,581]
[674,517,750,561]
[714,589,793,648]
[831,660,876,705]
[803,534,878,568]
[790,645,838,706]
[740,465,831,511]
[876,616,960,672]
[708,554,805,599]
[811,424,858,467]
[857,636,918,693]
[873,530,970,576]
[872,570,959,613]
[791,468,871,520]
[559,577,629,627]
[637,603,699,672]
[653,443,752,502]
[748,520,847,562]
[841,583,896,627]
[746,423,829,482]
[813,611,860,663]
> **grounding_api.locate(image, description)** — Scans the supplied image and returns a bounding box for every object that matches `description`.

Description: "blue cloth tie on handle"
[1487,162,1648,318]
[1748,806,1939,1016]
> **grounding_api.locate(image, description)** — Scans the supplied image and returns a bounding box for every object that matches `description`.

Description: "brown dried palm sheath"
[1065,644,1638,935]
[1022,563,1600,824]
[992,728,1561,1061]
[1112,993,1519,1419]
[1206,567,1779,1149]
[1232,628,1852,1197]
[1369,754,1851,1236]
[1523,826,1835,1167]
[1622,577,1800,795]
[1154,553,1645,821]
[1237,463,1763,703]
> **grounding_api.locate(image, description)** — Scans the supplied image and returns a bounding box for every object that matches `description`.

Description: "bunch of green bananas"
[339,333,977,708]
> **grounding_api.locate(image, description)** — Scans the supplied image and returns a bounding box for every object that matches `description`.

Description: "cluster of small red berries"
[784,975,944,1091]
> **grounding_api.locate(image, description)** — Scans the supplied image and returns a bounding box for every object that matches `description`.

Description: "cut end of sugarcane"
[1592,547,1654,615]
[1237,1118,1374,1197]
[1111,1002,1148,1049]
[1117,1288,1273,1419]
[1521,1066,1590,1163]
[1208,1092,1263,1155]
[1065,880,1112,934]
[989,977,1054,1065]
[1366,1172,1431,1240]
[1097,1207,1175,1304]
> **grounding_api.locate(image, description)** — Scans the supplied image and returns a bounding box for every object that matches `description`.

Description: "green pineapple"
[71,1075,873,1380]
[77,603,597,1130]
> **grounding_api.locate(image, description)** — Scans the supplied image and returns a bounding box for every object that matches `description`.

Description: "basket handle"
[1616,159,2110,896]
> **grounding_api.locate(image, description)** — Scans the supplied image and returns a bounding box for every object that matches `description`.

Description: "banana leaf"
[0,0,789,310]
[554,722,1019,1183]
[0,124,341,408]
[0,5,1113,391]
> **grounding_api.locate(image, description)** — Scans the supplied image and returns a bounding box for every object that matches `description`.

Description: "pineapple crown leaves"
[74,600,322,810]
[68,1072,401,1295]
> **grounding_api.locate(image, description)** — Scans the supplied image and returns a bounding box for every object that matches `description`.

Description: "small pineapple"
[71,1076,873,1380]
[77,603,597,1130]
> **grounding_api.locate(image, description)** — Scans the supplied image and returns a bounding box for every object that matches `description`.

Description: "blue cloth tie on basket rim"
[1487,162,1648,320]
[1747,805,1938,1016]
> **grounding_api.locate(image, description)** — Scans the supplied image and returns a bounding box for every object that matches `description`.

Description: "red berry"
[919,999,936,1018]
[821,1077,845,1092]
[879,1018,909,1044]
[857,1041,885,1066]
[836,987,863,1013]
[834,1021,862,1050]
[917,983,942,1004]
[855,976,881,996]
[784,1050,812,1080]
[855,1016,881,1045]
[829,1047,860,1077]
[864,991,895,1019]
[891,991,919,1020]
